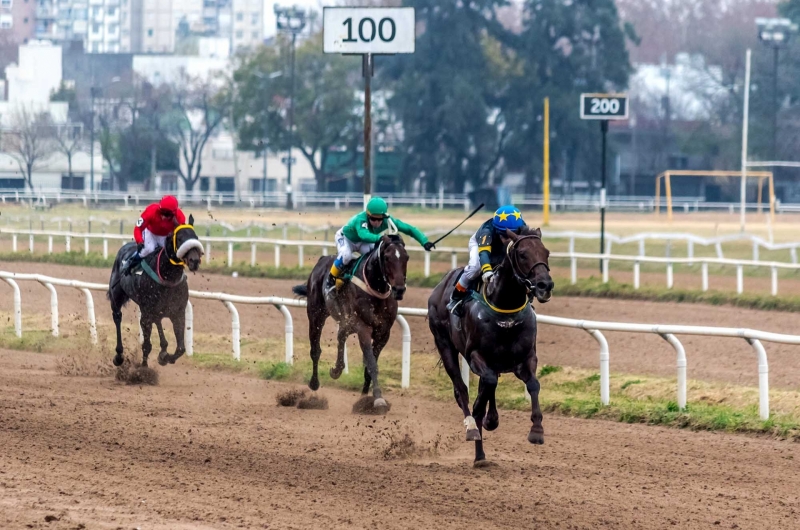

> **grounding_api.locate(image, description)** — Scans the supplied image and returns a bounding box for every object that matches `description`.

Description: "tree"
[52,122,85,190]
[160,73,227,192]
[5,108,54,191]
[232,34,362,192]
[382,0,514,193]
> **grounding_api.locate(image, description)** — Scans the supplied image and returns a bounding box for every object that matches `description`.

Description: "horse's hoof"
[466,428,482,441]
[483,414,499,431]
[167,356,177,365]
[112,355,124,367]
[528,430,544,445]
[329,366,343,380]
[473,459,496,469]
[157,351,168,366]
[308,378,320,392]
[374,398,388,410]
[141,360,148,368]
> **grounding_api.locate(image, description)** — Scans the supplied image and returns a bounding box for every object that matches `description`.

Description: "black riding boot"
[447,287,469,316]
[325,272,337,290]
[122,253,142,276]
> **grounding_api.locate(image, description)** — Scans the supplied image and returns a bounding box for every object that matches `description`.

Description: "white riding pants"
[140,230,167,258]
[335,229,374,265]
[457,233,482,288]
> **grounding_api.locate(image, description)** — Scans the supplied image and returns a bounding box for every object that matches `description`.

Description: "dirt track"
[3,261,800,389]
[1,349,799,530]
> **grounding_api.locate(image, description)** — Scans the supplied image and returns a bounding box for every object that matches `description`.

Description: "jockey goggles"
[368,215,385,223]
[159,209,175,218]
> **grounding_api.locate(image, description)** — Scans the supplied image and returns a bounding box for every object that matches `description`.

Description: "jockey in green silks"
[327,197,435,290]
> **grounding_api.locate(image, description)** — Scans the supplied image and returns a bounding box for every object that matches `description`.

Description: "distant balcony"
[36,6,56,19]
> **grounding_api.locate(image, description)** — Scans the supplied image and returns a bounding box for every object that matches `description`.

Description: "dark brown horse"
[428,227,554,464]
[293,235,409,412]
[107,218,203,368]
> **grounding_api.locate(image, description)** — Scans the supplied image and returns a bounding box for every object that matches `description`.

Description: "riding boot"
[123,253,142,276]
[325,272,337,291]
[447,285,469,316]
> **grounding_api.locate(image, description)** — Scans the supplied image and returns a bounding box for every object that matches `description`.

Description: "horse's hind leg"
[356,324,386,409]
[361,327,390,395]
[484,392,499,431]
[330,325,348,380]
[514,351,544,445]
[109,289,127,367]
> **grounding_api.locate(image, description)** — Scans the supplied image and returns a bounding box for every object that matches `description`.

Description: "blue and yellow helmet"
[492,205,524,232]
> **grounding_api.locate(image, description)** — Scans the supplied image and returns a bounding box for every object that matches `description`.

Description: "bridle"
[360,238,406,297]
[506,234,550,293]
[167,224,194,266]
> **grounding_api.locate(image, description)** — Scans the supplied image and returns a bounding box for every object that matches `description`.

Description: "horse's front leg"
[514,349,544,445]
[156,321,169,356]
[469,352,498,464]
[356,324,386,410]
[163,311,186,365]
[112,306,125,367]
[308,308,327,391]
[362,327,391,395]
[140,318,154,367]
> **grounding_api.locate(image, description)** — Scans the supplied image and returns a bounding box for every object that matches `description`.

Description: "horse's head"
[169,214,204,272]
[502,227,554,303]
[378,234,409,301]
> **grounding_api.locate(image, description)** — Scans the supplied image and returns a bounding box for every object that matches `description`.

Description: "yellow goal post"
[655,170,775,222]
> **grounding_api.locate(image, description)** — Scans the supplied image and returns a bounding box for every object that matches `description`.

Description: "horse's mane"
[384,234,404,245]
[518,226,541,237]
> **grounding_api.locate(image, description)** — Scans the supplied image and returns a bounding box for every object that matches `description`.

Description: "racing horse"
[428,227,554,463]
[107,216,203,367]
[293,235,408,413]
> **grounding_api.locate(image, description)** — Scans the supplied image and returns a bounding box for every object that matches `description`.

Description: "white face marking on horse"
[395,250,400,259]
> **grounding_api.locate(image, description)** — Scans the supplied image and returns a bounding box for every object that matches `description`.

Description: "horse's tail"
[292,284,308,298]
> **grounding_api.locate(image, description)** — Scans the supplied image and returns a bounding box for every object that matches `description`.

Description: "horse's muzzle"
[534,279,554,303]
[187,257,201,272]
[392,286,406,301]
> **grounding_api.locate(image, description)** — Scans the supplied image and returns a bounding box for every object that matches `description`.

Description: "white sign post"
[324,7,415,207]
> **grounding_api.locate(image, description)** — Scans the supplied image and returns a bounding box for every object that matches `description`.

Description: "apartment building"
[1,0,37,43]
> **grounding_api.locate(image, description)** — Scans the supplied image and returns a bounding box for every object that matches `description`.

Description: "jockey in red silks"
[121,195,186,275]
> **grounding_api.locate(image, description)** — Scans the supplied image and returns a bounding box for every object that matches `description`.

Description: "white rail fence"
[4,228,800,296]
[2,270,800,420]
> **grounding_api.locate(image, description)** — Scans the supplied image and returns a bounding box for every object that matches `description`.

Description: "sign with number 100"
[580,93,629,120]
[323,7,416,54]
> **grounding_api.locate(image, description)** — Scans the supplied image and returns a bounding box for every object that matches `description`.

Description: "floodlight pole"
[741,49,751,232]
[362,54,373,209]
[599,119,608,272]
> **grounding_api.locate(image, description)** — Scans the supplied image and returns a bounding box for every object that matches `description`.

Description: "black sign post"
[580,93,629,272]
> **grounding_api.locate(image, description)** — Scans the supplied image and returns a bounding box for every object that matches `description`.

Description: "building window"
[61,175,85,190]
[236,12,243,21]
[109,23,117,34]
[24,17,29,24]
[108,7,116,16]
[1,0,11,7]
[235,30,243,39]
[147,28,153,37]
[200,177,210,192]
[252,31,259,39]
[215,177,236,193]
[251,13,258,25]
[93,22,101,33]
[92,6,100,17]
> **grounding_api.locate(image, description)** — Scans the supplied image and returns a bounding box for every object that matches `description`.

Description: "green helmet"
[366,197,388,217]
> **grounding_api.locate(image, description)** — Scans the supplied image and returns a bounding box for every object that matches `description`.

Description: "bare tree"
[5,107,54,191]
[161,73,227,192]
[53,122,85,190]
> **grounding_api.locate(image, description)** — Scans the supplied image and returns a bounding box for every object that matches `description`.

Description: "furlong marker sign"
[323,7,415,54]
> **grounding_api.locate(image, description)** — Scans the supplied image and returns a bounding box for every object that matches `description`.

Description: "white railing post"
[424,252,431,278]
[227,242,233,267]
[771,266,778,296]
[274,245,280,268]
[3,278,22,337]
[298,245,304,268]
[634,260,640,289]
[570,257,577,285]
[65,236,71,253]
[586,329,609,406]
[753,241,759,262]
[667,262,673,289]
[80,288,97,345]
[660,333,687,410]
[185,301,194,357]
[602,258,609,284]
[276,304,293,364]
[701,262,709,292]
[223,301,240,361]
[12,233,17,252]
[687,240,694,264]
[29,234,34,253]
[747,338,769,420]
[135,306,143,345]
[396,314,411,389]
[251,244,257,267]
[40,281,58,337]
[451,252,457,270]
[638,239,645,257]
[322,246,329,257]
[48,236,53,254]
[459,354,470,397]
[791,247,798,265]
[343,336,349,374]
[736,265,743,295]
[84,237,89,255]
[103,239,108,259]
[205,242,211,262]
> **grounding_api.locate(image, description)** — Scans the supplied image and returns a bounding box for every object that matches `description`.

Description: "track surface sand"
[1,349,799,529]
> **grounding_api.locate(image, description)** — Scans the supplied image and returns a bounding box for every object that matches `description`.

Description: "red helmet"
[159,195,179,215]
